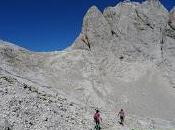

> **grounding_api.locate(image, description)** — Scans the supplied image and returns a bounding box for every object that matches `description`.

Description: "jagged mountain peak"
[0,0,175,129]
[85,5,101,14]
[68,1,175,123]
[72,0,170,62]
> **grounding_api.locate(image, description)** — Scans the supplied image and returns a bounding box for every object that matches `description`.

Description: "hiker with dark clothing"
[118,109,125,126]
[93,109,102,129]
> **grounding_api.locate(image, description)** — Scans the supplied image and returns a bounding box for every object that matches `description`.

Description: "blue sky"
[0,0,174,52]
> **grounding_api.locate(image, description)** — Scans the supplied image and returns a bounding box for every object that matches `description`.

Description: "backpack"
[94,113,99,121]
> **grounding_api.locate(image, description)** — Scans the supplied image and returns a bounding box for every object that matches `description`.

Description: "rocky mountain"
[0,0,175,129]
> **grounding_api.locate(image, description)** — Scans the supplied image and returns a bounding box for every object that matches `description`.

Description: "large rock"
[1,0,175,129]
[169,7,175,29]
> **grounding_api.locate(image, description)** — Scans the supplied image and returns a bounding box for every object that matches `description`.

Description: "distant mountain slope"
[0,0,175,129]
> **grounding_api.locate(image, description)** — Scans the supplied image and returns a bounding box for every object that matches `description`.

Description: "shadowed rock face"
[0,0,175,129]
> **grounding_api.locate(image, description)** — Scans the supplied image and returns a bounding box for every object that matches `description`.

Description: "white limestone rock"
[169,7,175,29]
[1,0,175,129]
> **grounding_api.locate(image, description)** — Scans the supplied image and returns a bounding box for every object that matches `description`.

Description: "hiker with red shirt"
[118,109,125,126]
[93,109,102,127]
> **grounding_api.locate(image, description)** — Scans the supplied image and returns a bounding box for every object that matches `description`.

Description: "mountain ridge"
[0,0,175,129]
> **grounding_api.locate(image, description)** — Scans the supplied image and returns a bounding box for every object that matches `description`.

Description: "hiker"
[93,109,102,129]
[118,109,125,126]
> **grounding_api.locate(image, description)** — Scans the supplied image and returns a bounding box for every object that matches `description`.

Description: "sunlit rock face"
[71,0,175,121]
[0,0,175,129]
[169,7,175,29]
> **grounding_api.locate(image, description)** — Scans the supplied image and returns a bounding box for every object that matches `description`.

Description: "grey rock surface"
[169,7,175,29]
[0,0,175,129]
